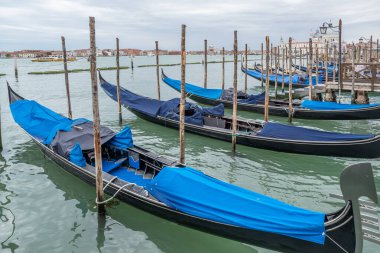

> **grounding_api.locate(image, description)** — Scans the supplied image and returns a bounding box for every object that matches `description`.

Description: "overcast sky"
[0,0,379,51]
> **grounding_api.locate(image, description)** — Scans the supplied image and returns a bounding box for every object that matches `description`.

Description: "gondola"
[242,65,324,88]
[6,83,380,253]
[100,74,380,158]
[161,70,380,120]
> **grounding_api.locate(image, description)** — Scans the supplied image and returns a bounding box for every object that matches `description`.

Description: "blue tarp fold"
[301,100,380,110]
[146,166,326,244]
[108,126,134,150]
[258,122,374,141]
[69,143,86,167]
[163,75,223,99]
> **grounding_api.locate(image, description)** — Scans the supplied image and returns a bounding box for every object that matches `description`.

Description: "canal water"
[0,55,379,253]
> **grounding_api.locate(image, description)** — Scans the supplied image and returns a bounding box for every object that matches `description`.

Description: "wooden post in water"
[130,57,134,71]
[377,39,379,62]
[14,58,18,80]
[261,43,264,88]
[61,36,72,119]
[232,31,238,152]
[179,24,186,164]
[264,36,270,122]
[315,46,319,85]
[244,43,248,92]
[285,46,288,72]
[274,47,278,98]
[116,38,122,122]
[288,37,293,123]
[308,38,313,99]
[294,47,296,72]
[204,39,207,88]
[0,104,2,151]
[281,47,285,93]
[325,42,329,82]
[89,16,105,215]
[369,35,373,62]
[299,47,302,71]
[270,43,273,74]
[222,47,225,90]
[155,41,161,100]
[351,43,356,103]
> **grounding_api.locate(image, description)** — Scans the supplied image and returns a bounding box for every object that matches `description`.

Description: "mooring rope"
[95,182,137,205]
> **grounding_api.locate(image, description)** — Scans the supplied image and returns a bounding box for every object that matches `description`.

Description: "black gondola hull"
[185,92,380,120]
[32,135,356,253]
[130,109,380,158]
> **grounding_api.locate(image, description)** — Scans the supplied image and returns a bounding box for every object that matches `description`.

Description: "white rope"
[95,182,136,205]
[325,234,349,253]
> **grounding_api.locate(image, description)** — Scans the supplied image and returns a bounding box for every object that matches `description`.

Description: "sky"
[0,0,379,51]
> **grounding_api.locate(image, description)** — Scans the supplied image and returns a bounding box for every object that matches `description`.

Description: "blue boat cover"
[10,99,134,155]
[301,100,380,111]
[162,75,223,99]
[146,166,326,244]
[244,67,323,85]
[9,99,89,144]
[101,78,224,126]
[69,143,86,167]
[107,126,134,150]
[238,92,266,104]
[257,122,374,141]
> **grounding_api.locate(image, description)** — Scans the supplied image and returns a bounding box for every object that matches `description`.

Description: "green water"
[0,55,379,253]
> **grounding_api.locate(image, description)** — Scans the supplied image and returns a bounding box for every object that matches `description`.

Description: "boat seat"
[203,117,226,129]
[102,158,127,173]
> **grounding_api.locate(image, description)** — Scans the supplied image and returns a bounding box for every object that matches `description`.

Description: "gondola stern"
[339,163,380,251]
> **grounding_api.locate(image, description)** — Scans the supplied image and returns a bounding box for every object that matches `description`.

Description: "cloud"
[0,0,379,51]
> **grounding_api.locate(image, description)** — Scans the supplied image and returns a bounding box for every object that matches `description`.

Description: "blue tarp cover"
[146,166,326,244]
[10,99,134,153]
[258,122,374,141]
[244,68,323,85]
[301,100,380,110]
[101,78,224,126]
[10,100,89,144]
[239,92,266,104]
[163,75,223,99]
[108,126,134,150]
[69,143,86,167]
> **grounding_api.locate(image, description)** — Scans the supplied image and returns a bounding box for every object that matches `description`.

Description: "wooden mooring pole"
[0,104,2,151]
[116,38,122,122]
[369,35,373,62]
[222,47,225,90]
[244,43,248,92]
[261,43,264,89]
[288,37,293,123]
[377,39,379,62]
[155,41,161,100]
[179,24,186,164]
[89,16,105,215]
[351,43,356,103]
[14,58,18,80]
[308,38,313,99]
[274,47,278,98]
[232,31,238,152]
[270,43,273,74]
[61,36,72,119]
[204,39,207,88]
[316,46,319,85]
[264,36,269,122]
[281,47,285,93]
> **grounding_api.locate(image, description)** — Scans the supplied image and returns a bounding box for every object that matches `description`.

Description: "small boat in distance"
[7,83,380,253]
[31,55,77,62]
[100,73,380,158]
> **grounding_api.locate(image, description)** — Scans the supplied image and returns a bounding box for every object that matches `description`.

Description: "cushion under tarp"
[146,166,326,244]
[257,122,374,141]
